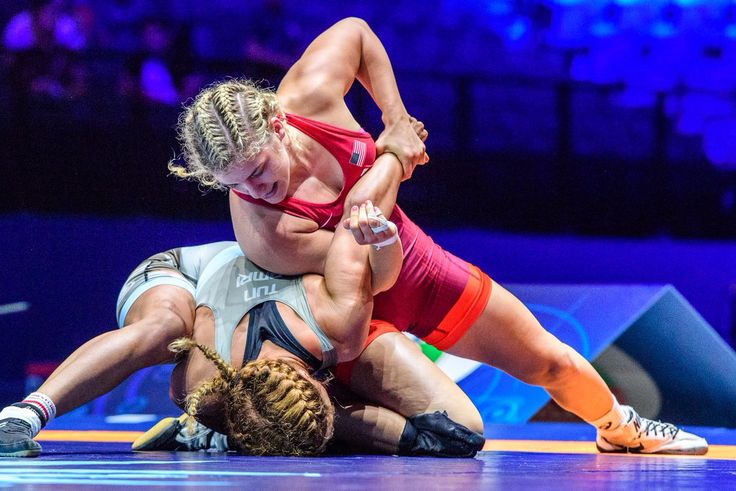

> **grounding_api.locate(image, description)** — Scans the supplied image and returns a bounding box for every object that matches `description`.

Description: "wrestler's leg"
[330,381,484,457]
[446,280,707,455]
[447,282,612,421]
[329,383,406,454]
[136,329,485,456]
[0,284,194,457]
[346,332,483,434]
[37,284,194,416]
[330,330,484,457]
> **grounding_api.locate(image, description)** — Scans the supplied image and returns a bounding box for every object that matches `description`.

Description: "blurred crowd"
[1,0,523,111]
[1,0,316,107]
[4,0,736,236]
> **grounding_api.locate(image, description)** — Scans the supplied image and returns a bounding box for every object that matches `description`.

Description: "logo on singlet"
[236,271,281,302]
[236,271,279,287]
[350,140,367,166]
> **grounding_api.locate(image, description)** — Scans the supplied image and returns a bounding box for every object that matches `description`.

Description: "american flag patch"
[350,140,367,166]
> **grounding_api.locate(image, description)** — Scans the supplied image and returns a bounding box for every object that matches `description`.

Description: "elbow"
[334,325,370,363]
[341,17,371,32]
[372,266,401,295]
[330,298,373,362]
[343,189,373,215]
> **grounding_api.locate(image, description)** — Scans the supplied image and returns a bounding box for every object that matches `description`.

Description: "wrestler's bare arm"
[278,17,425,173]
[230,147,406,283]
[308,162,404,359]
[229,194,335,276]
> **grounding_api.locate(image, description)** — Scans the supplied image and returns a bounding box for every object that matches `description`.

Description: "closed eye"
[250,165,264,179]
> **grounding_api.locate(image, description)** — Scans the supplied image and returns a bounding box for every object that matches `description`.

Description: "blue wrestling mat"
[4,423,736,490]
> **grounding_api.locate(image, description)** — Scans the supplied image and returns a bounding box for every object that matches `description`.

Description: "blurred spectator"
[3,0,88,100]
[241,0,303,73]
[120,17,204,106]
[94,0,156,53]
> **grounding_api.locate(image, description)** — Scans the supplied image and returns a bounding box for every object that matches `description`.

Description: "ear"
[270,115,287,140]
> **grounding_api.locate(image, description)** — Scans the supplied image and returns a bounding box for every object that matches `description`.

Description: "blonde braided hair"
[170,337,334,456]
[169,78,283,190]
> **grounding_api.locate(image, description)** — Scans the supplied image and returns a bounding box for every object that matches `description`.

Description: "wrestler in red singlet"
[233,113,492,351]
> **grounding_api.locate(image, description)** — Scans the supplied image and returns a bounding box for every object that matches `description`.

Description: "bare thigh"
[124,284,195,330]
[448,281,574,383]
[347,332,483,433]
[122,284,196,360]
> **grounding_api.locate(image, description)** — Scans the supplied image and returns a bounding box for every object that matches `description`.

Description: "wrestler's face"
[217,138,290,204]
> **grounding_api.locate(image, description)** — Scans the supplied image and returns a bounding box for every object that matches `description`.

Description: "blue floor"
[46,416,736,445]
[0,440,733,490]
[1,421,731,490]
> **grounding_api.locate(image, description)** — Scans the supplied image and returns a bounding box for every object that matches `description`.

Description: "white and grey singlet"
[195,245,338,370]
[115,241,236,327]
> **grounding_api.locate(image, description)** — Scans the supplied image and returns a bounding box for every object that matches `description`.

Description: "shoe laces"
[0,418,33,438]
[641,418,680,440]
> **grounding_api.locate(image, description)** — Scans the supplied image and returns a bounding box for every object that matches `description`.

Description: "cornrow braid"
[169,78,284,190]
[170,337,334,456]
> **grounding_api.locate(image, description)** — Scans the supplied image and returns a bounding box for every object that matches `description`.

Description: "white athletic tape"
[373,233,399,251]
[367,211,390,234]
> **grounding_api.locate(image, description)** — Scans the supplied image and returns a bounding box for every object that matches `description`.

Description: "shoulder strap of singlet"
[284,113,372,167]
[243,301,323,372]
[285,278,338,368]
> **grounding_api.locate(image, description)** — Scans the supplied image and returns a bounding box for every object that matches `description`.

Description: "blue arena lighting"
[651,21,677,37]
[590,21,617,37]
[486,1,513,16]
[672,0,704,6]
[704,119,736,168]
[506,18,529,41]
[550,0,586,5]
[614,0,645,5]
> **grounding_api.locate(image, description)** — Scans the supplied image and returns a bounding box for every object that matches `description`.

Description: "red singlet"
[233,113,492,349]
[233,113,376,229]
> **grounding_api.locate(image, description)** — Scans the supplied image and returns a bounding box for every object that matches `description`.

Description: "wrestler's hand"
[376,114,429,181]
[342,200,398,248]
[411,115,429,143]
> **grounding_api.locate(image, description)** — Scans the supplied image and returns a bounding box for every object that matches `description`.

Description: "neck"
[285,130,316,195]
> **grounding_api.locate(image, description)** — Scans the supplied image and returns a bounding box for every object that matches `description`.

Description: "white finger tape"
[368,211,390,234]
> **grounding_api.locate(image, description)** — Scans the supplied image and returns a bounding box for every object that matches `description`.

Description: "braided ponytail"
[171,337,334,455]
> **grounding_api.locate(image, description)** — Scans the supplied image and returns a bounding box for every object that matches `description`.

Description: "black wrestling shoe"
[132,414,228,452]
[0,418,42,457]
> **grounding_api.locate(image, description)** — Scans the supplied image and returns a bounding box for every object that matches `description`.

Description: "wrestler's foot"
[0,418,42,457]
[132,414,228,452]
[596,406,708,455]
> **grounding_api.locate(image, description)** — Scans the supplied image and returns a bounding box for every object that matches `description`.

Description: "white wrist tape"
[373,233,399,251]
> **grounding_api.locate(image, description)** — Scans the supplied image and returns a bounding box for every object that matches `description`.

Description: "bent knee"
[130,291,193,332]
[124,307,193,363]
[522,346,581,388]
[457,407,484,436]
[140,306,192,342]
[442,399,484,436]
